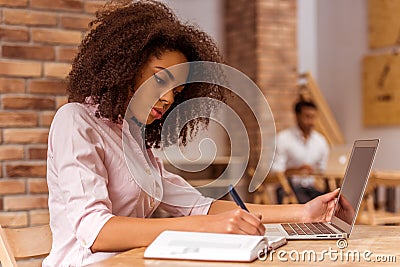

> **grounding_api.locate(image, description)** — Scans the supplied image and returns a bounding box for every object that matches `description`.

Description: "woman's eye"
[153,74,166,85]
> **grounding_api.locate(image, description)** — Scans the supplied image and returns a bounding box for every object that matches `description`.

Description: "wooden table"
[87,226,400,266]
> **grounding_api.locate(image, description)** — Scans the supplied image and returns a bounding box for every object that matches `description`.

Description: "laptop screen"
[332,140,378,229]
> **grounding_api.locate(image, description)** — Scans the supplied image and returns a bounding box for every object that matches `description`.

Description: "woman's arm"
[91,208,265,252]
[208,188,340,223]
[208,200,304,223]
[92,189,339,252]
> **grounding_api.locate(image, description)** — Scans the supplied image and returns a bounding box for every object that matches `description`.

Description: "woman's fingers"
[321,188,340,203]
[239,211,265,235]
[304,188,341,222]
[223,209,265,236]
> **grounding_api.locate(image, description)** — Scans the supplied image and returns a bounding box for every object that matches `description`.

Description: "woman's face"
[129,50,189,125]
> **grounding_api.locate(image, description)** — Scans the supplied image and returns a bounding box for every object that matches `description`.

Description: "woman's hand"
[201,209,265,236]
[335,194,355,224]
[302,188,340,222]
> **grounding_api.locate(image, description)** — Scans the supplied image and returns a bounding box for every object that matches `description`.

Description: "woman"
[43,1,339,266]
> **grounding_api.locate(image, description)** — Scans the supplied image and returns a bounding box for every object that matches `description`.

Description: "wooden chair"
[0,224,52,267]
[357,171,400,225]
[253,171,299,204]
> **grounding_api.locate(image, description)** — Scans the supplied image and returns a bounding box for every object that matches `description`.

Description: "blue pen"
[228,184,249,212]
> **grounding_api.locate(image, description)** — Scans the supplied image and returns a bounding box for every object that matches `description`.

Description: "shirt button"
[145,169,151,175]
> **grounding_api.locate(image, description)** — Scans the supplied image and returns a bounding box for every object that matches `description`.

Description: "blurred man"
[272,100,329,203]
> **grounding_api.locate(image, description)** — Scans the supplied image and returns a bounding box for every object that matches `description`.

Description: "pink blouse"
[43,103,213,267]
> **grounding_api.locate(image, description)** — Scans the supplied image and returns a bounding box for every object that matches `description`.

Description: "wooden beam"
[298,71,345,145]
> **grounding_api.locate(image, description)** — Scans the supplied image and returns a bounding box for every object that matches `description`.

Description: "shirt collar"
[293,125,316,142]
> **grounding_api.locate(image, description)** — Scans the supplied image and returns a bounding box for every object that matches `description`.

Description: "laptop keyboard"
[282,223,337,236]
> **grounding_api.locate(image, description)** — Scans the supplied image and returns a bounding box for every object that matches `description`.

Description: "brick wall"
[224,0,298,192]
[256,0,298,132]
[0,0,106,229]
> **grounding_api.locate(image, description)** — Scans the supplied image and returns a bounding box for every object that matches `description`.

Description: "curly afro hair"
[67,0,227,148]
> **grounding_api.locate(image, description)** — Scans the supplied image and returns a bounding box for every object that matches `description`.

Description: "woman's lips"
[151,108,163,119]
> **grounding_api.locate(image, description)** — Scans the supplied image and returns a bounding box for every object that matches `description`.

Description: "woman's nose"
[160,90,174,105]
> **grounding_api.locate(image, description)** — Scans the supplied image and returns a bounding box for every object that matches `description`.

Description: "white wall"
[297,0,318,76]
[314,0,400,170]
[161,0,224,52]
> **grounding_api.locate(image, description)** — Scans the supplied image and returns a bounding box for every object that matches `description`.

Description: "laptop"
[265,139,379,240]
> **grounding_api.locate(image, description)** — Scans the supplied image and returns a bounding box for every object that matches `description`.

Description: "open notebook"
[144,230,286,262]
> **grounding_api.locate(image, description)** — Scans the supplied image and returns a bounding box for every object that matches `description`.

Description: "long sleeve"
[47,104,114,250]
[154,157,214,217]
[271,133,288,173]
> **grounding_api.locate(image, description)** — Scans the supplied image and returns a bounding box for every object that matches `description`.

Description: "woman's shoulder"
[55,102,97,119]
[56,102,90,114]
[52,102,99,126]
